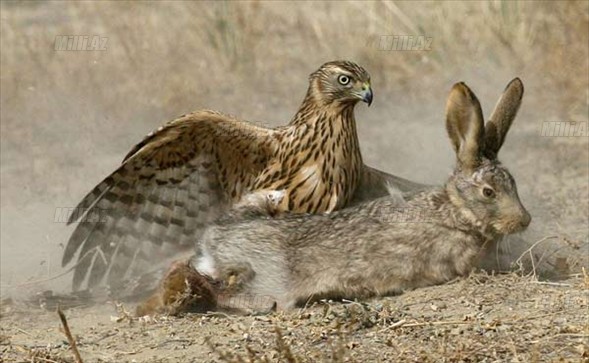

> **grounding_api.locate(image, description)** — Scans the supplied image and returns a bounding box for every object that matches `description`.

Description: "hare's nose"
[520,210,532,228]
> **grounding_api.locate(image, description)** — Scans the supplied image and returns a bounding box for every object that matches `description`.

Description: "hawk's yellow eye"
[338,75,351,85]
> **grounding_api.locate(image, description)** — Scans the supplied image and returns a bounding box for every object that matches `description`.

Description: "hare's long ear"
[446,82,485,171]
[484,78,524,159]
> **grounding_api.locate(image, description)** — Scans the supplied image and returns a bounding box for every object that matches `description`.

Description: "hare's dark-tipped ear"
[484,78,523,158]
[446,82,485,171]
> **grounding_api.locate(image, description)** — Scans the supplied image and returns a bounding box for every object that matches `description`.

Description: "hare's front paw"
[136,259,217,316]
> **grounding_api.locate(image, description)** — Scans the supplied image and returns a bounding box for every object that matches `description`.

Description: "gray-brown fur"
[191,79,531,310]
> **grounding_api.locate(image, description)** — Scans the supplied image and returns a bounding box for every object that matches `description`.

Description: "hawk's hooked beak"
[359,82,373,106]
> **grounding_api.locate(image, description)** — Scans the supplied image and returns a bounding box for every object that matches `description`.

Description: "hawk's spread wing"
[351,165,430,205]
[62,110,277,291]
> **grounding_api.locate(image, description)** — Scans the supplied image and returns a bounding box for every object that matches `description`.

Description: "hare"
[136,79,530,315]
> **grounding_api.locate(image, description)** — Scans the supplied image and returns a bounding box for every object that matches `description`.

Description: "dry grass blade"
[514,235,559,278]
[274,326,297,363]
[57,306,84,363]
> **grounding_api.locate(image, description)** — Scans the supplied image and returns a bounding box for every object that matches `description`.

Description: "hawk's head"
[308,60,373,107]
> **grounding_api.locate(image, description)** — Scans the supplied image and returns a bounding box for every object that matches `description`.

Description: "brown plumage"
[63,60,412,292]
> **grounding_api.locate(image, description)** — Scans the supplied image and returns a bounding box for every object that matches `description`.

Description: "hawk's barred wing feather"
[63,110,277,291]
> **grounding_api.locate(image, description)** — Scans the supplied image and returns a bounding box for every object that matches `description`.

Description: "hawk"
[62,60,422,293]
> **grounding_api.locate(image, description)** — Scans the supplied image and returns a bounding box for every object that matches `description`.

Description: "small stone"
[450,327,463,335]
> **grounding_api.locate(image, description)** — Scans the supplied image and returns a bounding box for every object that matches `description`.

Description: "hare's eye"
[483,187,496,198]
[338,75,351,85]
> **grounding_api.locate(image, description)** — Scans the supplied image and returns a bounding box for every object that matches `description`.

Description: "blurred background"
[1,1,587,297]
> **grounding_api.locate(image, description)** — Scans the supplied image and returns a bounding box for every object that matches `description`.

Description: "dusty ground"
[1,2,588,362]
[1,272,588,362]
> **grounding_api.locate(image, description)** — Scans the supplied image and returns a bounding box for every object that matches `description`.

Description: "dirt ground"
[1,2,588,362]
[1,272,587,362]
